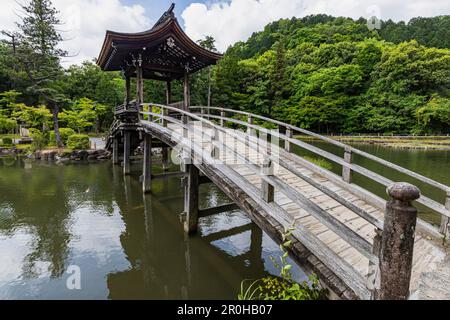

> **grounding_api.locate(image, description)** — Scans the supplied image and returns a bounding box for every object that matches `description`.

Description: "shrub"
[67,134,90,150]
[30,129,49,151]
[238,226,328,300]
[49,128,76,146]
[2,137,13,146]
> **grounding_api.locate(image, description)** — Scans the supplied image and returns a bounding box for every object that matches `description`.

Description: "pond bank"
[297,135,450,150]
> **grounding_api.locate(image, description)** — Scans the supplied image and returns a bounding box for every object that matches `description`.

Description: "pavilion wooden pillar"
[162,81,171,171]
[183,72,190,112]
[125,75,131,106]
[136,56,144,118]
[182,71,190,138]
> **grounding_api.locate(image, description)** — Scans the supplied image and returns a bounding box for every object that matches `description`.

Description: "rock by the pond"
[34,148,111,163]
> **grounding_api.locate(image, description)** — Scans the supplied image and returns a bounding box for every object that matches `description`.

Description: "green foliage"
[12,104,52,129]
[59,98,106,133]
[30,129,49,151]
[238,226,328,300]
[67,134,90,150]
[49,128,75,145]
[303,156,333,170]
[0,115,17,133]
[415,96,450,134]
[1,137,13,146]
[213,15,450,135]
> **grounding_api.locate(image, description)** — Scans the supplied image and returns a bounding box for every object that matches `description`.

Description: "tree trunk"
[52,104,64,148]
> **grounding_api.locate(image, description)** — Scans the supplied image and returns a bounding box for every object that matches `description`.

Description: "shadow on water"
[0,157,307,300]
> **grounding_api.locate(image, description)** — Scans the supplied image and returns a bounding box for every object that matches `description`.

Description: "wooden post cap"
[387,183,421,202]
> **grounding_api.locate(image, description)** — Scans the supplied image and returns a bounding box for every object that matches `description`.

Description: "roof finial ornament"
[152,3,176,29]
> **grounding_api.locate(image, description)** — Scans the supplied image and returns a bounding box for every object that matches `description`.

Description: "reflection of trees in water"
[0,160,116,279]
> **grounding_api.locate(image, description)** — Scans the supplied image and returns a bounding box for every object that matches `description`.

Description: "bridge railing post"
[285,127,293,153]
[247,115,253,135]
[162,106,168,128]
[211,127,219,160]
[220,111,226,127]
[261,159,275,203]
[342,147,353,183]
[439,192,450,242]
[376,182,420,300]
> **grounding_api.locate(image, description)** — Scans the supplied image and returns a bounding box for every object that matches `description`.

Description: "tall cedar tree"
[16,0,67,147]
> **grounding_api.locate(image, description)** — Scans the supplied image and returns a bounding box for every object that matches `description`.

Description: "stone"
[387,182,421,202]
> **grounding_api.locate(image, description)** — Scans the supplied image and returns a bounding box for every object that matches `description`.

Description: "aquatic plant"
[238,226,328,300]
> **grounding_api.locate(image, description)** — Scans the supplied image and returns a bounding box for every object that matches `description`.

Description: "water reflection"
[0,158,306,299]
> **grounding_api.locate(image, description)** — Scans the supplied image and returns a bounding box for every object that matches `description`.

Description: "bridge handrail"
[198,111,449,220]
[190,106,450,236]
[140,103,381,260]
[140,104,379,297]
[192,106,450,193]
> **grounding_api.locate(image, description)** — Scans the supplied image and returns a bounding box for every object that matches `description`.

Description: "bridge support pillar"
[376,183,420,300]
[182,163,199,235]
[162,147,170,171]
[112,138,119,165]
[143,134,152,193]
[123,131,131,175]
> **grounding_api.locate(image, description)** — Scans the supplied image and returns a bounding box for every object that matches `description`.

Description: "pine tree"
[15,0,68,147]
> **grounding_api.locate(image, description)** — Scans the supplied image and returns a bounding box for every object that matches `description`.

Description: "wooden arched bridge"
[104,103,450,300]
[99,4,449,300]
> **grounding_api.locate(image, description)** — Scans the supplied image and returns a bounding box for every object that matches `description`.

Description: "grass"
[296,135,450,150]
[303,156,333,170]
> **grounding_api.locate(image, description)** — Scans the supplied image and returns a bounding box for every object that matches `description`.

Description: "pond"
[0,140,448,299]
[0,158,307,300]
[292,140,450,225]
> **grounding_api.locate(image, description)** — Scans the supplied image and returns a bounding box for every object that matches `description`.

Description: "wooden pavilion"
[97,3,222,112]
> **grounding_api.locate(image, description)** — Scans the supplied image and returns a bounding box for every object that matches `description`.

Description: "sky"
[0,0,449,66]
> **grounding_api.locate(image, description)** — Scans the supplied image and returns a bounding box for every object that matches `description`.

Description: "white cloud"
[0,0,151,66]
[182,0,450,52]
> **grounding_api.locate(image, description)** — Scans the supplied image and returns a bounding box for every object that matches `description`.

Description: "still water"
[0,142,448,299]
[0,158,307,300]
[293,141,450,225]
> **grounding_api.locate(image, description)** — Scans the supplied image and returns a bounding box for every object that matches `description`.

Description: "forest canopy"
[211,15,450,134]
[1,8,449,137]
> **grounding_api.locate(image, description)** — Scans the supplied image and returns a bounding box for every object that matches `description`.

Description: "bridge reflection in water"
[107,165,307,300]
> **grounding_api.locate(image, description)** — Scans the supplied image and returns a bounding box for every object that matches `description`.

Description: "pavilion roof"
[97,3,222,81]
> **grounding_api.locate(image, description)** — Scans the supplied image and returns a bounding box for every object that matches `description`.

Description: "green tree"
[14,0,68,147]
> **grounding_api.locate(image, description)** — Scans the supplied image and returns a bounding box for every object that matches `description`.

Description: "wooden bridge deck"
[138,120,448,300]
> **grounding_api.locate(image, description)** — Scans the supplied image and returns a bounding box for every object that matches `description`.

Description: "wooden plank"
[266,174,377,264]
